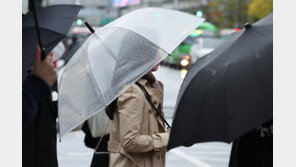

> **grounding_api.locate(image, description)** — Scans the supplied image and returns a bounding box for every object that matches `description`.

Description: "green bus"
[162,22,217,68]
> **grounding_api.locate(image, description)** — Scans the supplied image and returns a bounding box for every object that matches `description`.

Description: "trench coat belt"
[108,141,140,167]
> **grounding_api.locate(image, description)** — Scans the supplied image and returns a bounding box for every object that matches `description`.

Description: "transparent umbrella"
[58,8,204,135]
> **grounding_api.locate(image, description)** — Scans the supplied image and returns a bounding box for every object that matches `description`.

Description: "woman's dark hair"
[105,98,118,120]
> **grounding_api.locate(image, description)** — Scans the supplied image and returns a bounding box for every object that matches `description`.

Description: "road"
[57,65,232,167]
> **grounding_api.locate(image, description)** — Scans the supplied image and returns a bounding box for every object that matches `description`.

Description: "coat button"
[52,140,56,144]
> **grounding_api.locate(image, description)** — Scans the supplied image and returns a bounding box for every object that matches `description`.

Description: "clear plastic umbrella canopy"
[58,8,204,135]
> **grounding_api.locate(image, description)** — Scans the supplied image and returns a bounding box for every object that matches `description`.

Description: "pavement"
[57,65,232,167]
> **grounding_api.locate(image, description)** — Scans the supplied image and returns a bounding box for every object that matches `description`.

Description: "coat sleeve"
[22,74,51,131]
[118,85,169,153]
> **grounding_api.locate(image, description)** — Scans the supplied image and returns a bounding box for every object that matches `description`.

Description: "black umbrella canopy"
[168,13,273,150]
[22,4,82,80]
[63,38,87,65]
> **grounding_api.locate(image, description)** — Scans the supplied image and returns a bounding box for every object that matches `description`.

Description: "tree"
[207,0,251,29]
[248,0,273,21]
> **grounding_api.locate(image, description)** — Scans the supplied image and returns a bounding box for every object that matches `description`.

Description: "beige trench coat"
[108,78,169,167]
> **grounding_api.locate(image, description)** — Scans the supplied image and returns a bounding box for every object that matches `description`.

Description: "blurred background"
[22,1,272,167]
[22,0,273,74]
[22,0,273,28]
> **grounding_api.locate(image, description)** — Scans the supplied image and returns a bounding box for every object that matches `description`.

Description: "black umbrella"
[63,38,87,65]
[22,4,82,80]
[168,13,273,150]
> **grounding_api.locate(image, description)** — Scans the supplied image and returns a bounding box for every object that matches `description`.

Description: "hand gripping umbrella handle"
[135,82,171,129]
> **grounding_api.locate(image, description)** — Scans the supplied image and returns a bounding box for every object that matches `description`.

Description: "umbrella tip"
[84,22,95,34]
[245,22,252,29]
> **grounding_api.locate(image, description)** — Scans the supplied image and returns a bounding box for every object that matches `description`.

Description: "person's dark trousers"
[22,96,58,167]
[82,122,110,167]
[229,120,273,167]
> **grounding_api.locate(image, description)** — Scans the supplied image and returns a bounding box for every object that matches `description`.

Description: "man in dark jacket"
[22,46,58,167]
[229,120,273,167]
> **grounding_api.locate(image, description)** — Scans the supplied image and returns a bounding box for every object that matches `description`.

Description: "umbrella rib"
[84,37,109,106]
[92,33,118,63]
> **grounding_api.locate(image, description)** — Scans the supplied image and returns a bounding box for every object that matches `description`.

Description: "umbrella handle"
[40,43,46,61]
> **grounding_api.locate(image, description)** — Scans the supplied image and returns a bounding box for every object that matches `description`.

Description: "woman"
[106,64,170,167]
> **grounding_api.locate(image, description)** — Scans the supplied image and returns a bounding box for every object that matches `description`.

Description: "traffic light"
[196,10,203,17]
[76,19,83,26]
